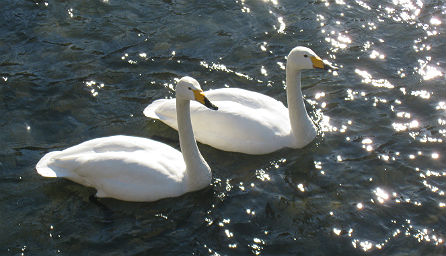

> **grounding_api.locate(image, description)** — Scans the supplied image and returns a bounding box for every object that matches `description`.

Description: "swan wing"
[36,135,187,201]
[143,88,292,154]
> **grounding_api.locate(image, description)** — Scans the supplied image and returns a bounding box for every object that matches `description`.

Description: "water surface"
[1,0,445,255]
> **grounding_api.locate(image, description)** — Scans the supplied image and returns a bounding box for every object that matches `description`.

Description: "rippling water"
[1,0,445,255]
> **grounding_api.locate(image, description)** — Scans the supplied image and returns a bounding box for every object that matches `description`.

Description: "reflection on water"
[1,0,445,255]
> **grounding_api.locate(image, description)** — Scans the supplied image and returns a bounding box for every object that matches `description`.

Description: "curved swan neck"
[285,65,317,147]
[176,99,211,187]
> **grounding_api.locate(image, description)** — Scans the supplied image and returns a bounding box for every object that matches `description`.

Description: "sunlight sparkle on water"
[260,66,268,76]
[396,111,411,119]
[225,229,234,238]
[369,50,385,59]
[417,63,442,80]
[362,138,373,144]
[392,119,419,132]
[437,102,446,110]
[355,69,394,88]
[374,187,389,204]
[315,92,326,99]
[333,228,342,236]
[430,17,442,26]
[256,169,271,181]
[391,0,422,23]
[246,208,256,216]
[67,8,74,18]
[410,90,431,99]
[200,61,254,81]
[277,17,286,33]
[85,80,105,97]
[263,0,278,5]
[324,32,352,50]
[337,155,343,162]
[355,0,371,10]
[379,154,390,161]
[320,114,338,132]
[361,138,374,151]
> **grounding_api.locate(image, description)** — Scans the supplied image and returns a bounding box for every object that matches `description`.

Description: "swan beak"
[311,56,325,69]
[311,56,337,70]
[194,90,219,110]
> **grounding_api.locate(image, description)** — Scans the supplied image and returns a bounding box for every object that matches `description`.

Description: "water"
[1,0,445,255]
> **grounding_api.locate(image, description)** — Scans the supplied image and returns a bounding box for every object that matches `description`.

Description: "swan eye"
[304,54,308,58]
[188,87,192,90]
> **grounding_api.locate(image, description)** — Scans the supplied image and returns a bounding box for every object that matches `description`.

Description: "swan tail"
[36,151,75,178]
[36,151,62,177]
[143,99,168,119]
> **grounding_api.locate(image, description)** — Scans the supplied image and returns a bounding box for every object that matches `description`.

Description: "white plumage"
[36,77,218,202]
[144,46,332,154]
[145,88,292,154]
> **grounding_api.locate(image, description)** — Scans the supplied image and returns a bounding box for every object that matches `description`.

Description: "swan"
[143,46,334,154]
[36,77,218,202]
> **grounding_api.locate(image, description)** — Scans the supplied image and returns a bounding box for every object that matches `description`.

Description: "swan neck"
[176,99,211,188]
[286,66,317,147]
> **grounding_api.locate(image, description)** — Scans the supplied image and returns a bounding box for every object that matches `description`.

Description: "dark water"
[1,0,445,255]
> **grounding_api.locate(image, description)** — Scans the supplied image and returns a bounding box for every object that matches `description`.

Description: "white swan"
[36,77,218,202]
[144,46,333,154]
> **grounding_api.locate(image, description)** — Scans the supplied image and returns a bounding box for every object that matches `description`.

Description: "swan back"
[36,135,189,201]
[144,88,293,154]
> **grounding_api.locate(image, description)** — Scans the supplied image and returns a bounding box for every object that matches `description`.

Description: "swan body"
[145,88,294,154]
[36,77,218,202]
[144,46,332,154]
[37,136,188,201]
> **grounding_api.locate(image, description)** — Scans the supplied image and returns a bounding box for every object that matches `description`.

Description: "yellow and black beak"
[193,89,218,110]
[311,56,337,70]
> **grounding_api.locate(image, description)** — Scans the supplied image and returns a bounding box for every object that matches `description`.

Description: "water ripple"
[1,0,446,255]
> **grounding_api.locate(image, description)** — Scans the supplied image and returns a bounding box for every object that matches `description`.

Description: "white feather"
[144,46,329,154]
[36,77,213,202]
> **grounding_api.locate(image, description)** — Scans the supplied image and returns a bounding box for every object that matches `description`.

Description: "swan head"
[287,46,334,71]
[176,77,218,110]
